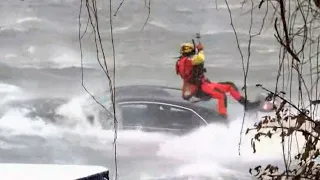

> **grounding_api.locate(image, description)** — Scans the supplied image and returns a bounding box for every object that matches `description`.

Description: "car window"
[118,102,206,130]
[118,103,151,127]
[158,105,206,129]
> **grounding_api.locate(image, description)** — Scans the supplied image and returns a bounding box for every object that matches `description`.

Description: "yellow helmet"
[180,42,195,55]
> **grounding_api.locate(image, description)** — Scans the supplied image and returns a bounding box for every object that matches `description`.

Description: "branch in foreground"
[141,0,151,31]
[79,0,118,179]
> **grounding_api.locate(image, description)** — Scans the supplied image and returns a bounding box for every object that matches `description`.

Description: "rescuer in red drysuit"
[175,42,260,118]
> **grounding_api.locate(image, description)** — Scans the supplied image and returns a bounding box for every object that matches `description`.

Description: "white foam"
[157,115,302,167]
[0,16,43,32]
[10,46,95,69]
[0,83,21,94]
[55,94,93,128]
[27,45,36,54]
[0,25,25,32]
[148,20,168,29]
[4,54,18,59]
[0,93,108,139]
[114,24,133,33]
[0,83,28,105]
[50,52,82,69]
[201,29,234,35]
[16,17,43,24]
[256,48,276,53]
[215,2,246,10]
[175,163,246,179]
[0,108,61,137]
[175,7,193,13]
[0,140,27,150]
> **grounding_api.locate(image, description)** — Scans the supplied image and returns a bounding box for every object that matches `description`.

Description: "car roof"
[114,85,225,123]
[115,85,198,106]
[115,85,182,101]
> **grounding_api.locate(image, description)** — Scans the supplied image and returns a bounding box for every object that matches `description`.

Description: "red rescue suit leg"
[200,81,242,116]
[216,81,242,100]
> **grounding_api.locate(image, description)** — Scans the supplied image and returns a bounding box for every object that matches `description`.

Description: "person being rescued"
[175,41,260,118]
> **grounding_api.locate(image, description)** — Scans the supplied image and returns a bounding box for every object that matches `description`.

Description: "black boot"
[238,96,261,111]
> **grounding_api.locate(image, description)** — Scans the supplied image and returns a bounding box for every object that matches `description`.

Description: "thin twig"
[114,0,125,17]
[108,0,118,178]
[79,0,118,179]
[141,0,151,31]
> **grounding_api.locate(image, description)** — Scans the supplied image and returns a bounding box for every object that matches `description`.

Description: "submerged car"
[85,85,231,134]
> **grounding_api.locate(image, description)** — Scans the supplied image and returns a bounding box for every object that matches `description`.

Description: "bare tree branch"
[79,0,118,179]
[229,0,320,178]
[141,0,151,31]
[114,0,125,17]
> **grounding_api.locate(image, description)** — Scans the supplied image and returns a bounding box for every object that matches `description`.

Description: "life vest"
[175,56,206,85]
[176,56,193,81]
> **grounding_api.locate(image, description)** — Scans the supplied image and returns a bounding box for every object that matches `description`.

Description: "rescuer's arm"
[191,43,204,65]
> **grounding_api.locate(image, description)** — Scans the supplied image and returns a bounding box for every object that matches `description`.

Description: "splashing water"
[0,91,307,179]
